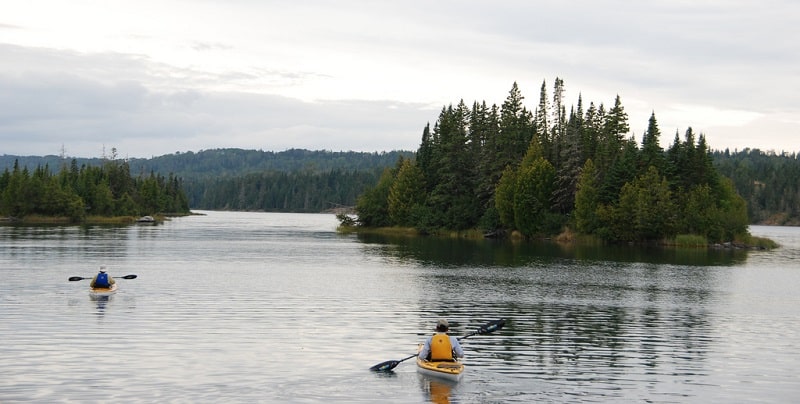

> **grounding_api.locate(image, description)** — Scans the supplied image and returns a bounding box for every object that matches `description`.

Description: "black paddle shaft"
[69,274,138,281]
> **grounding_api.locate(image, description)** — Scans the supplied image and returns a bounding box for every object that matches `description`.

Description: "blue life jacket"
[95,272,110,288]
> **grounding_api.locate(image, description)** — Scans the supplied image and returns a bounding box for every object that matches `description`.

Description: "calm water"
[1,211,799,403]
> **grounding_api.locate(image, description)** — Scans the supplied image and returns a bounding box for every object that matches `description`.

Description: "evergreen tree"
[632,166,675,240]
[494,165,517,229]
[355,167,394,227]
[513,146,556,236]
[388,158,425,226]
[574,159,600,234]
[550,77,567,168]
[553,104,584,214]
[425,102,479,230]
[639,112,665,174]
[416,123,434,190]
[534,80,550,159]
[604,95,630,145]
[497,82,533,174]
[600,137,638,204]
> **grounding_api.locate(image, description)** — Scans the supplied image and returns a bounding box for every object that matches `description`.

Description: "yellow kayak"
[90,283,118,295]
[416,344,464,381]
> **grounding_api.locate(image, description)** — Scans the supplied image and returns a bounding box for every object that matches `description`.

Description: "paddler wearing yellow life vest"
[418,319,464,362]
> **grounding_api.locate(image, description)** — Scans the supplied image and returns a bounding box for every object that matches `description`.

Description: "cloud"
[1,0,799,157]
[0,44,433,158]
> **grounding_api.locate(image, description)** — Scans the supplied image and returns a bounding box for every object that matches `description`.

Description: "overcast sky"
[1,0,798,158]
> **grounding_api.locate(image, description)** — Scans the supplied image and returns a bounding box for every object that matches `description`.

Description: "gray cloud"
[1,0,799,157]
[0,44,433,157]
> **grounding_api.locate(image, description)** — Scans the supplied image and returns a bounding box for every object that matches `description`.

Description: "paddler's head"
[436,318,449,332]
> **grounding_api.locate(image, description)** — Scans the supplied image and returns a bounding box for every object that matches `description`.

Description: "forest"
[0,149,411,213]
[350,79,770,244]
[174,149,411,212]
[713,149,800,225]
[1,119,797,227]
[0,155,189,222]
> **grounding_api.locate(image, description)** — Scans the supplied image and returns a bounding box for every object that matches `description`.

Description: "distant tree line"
[0,156,189,221]
[185,168,383,212]
[133,148,412,181]
[0,148,411,179]
[0,149,412,212]
[713,149,800,225]
[351,80,751,244]
[177,149,411,211]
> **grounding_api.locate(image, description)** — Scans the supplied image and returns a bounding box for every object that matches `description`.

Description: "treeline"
[185,168,383,212]
[352,80,750,244]
[0,149,411,179]
[178,149,411,211]
[4,143,797,225]
[1,149,412,210]
[0,158,189,221]
[714,149,800,225]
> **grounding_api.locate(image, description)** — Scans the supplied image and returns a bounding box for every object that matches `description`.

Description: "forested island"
[345,80,780,247]
[0,151,189,223]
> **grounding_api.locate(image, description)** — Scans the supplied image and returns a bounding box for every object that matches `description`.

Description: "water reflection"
[357,233,749,267]
[419,376,455,404]
[90,294,113,315]
[358,230,725,398]
[2,223,134,262]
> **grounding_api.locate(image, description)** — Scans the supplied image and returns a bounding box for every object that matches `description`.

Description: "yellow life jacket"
[429,333,454,361]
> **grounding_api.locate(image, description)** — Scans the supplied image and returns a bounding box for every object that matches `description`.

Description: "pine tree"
[534,80,550,159]
[355,167,394,227]
[388,158,425,226]
[550,77,567,167]
[552,104,584,214]
[494,165,516,229]
[633,166,675,240]
[498,82,532,173]
[513,143,556,237]
[639,112,665,174]
[573,158,600,234]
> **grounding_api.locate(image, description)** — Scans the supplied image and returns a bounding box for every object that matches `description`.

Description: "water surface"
[1,212,798,402]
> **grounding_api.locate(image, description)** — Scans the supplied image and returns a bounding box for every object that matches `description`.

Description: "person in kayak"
[90,268,116,289]
[418,319,464,362]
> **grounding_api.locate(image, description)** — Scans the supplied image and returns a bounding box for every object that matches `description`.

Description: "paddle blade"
[120,274,138,279]
[68,276,86,281]
[370,360,400,372]
[477,319,506,335]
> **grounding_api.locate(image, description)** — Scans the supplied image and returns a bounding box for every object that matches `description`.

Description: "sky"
[1,0,798,158]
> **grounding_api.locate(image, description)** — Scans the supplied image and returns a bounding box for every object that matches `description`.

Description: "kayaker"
[418,319,464,362]
[90,268,116,289]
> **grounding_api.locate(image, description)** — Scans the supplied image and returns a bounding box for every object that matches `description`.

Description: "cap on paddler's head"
[436,318,449,331]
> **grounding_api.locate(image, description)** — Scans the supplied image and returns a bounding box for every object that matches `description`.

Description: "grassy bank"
[1,214,175,225]
[340,224,779,250]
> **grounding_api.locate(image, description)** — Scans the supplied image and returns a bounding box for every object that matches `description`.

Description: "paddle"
[370,318,506,372]
[69,274,138,281]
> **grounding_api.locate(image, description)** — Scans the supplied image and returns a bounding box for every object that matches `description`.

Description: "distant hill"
[1,148,414,180]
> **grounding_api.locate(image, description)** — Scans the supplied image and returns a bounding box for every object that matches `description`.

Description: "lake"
[1,211,799,403]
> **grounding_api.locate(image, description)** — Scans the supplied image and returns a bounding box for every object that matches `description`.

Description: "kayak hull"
[90,283,118,295]
[416,344,464,382]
